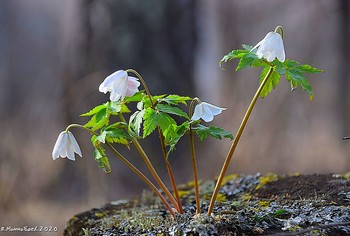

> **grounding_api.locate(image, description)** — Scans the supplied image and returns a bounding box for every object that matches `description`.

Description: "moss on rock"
[64,173,350,235]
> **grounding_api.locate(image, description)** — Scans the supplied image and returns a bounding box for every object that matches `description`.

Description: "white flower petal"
[265,51,275,62]
[99,70,127,93]
[109,90,122,102]
[275,37,285,62]
[52,130,82,161]
[126,76,140,97]
[127,76,140,89]
[251,38,264,52]
[58,135,69,158]
[191,102,226,122]
[66,140,76,161]
[52,131,66,160]
[99,75,114,93]
[202,102,226,116]
[99,70,129,101]
[191,103,203,121]
[201,111,214,122]
[68,131,82,157]
[253,31,285,62]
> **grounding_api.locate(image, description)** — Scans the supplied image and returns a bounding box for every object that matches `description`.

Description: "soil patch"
[254,174,350,205]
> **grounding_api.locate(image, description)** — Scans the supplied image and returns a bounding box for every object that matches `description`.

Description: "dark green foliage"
[80,90,231,171]
[220,45,323,99]
[143,107,177,138]
[156,104,189,119]
[193,124,233,141]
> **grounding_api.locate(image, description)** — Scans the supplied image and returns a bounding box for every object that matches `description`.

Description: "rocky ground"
[64,173,350,235]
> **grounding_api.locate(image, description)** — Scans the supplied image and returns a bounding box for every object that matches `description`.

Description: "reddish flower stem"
[207,66,275,215]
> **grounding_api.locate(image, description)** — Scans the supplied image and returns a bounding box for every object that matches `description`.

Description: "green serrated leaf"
[93,122,130,146]
[84,115,97,129]
[220,45,275,69]
[164,122,190,157]
[259,66,280,98]
[159,94,192,105]
[91,135,98,146]
[84,107,110,131]
[143,108,158,137]
[94,108,109,130]
[156,104,189,119]
[80,103,108,117]
[281,59,323,100]
[272,60,286,75]
[163,124,178,146]
[93,147,111,173]
[96,127,130,145]
[121,104,131,113]
[129,109,146,136]
[163,122,189,146]
[105,129,130,145]
[236,52,260,71]
[124,91,145,103]
[141,94,167,108]
[106,121,128,129]
[220,49,248,66]
[284,59,299,68]
[298,64,324,74]
[143,108,177,138]
[194,124,233,141]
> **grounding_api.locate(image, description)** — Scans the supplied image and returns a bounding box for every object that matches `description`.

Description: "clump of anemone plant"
[52,26,323,217]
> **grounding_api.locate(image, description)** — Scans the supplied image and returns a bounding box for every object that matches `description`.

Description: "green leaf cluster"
[81,101,129,131]
[220,45,324,99]
[128,94,192,156]
[128,94,191,137]
[127,93,233,157]
[80,91,233,170]
[80,101,132,172]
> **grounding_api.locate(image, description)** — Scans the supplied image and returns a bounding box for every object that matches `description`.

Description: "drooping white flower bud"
[252,32,285,62]
[52,131,82,161]
[99,70,140,102]
[191,102,226,122]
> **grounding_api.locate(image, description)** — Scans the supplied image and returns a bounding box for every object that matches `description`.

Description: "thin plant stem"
[159,132,184,213]
[207,66,275,216]
[126,69,183,213]
[131,136,180,210]
[65,124,175,216]
[119,114,180,211]
[105,142,175,216]
[189,99,201,214]
[274,25,284,38]
[126,69,154,109]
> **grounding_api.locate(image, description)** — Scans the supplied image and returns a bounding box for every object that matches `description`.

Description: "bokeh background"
[1,0,349,235]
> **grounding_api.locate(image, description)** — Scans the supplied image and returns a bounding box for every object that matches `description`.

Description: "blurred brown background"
[1,0,349,235]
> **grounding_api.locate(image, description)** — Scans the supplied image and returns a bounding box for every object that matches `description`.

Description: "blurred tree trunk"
[338,0,350,136]
[54,0,198,201]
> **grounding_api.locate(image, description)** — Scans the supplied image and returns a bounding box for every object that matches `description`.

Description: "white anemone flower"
[99,70,140,102]
[191,102,227,122]
[52,131,82,161]
[252,32,285,62]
